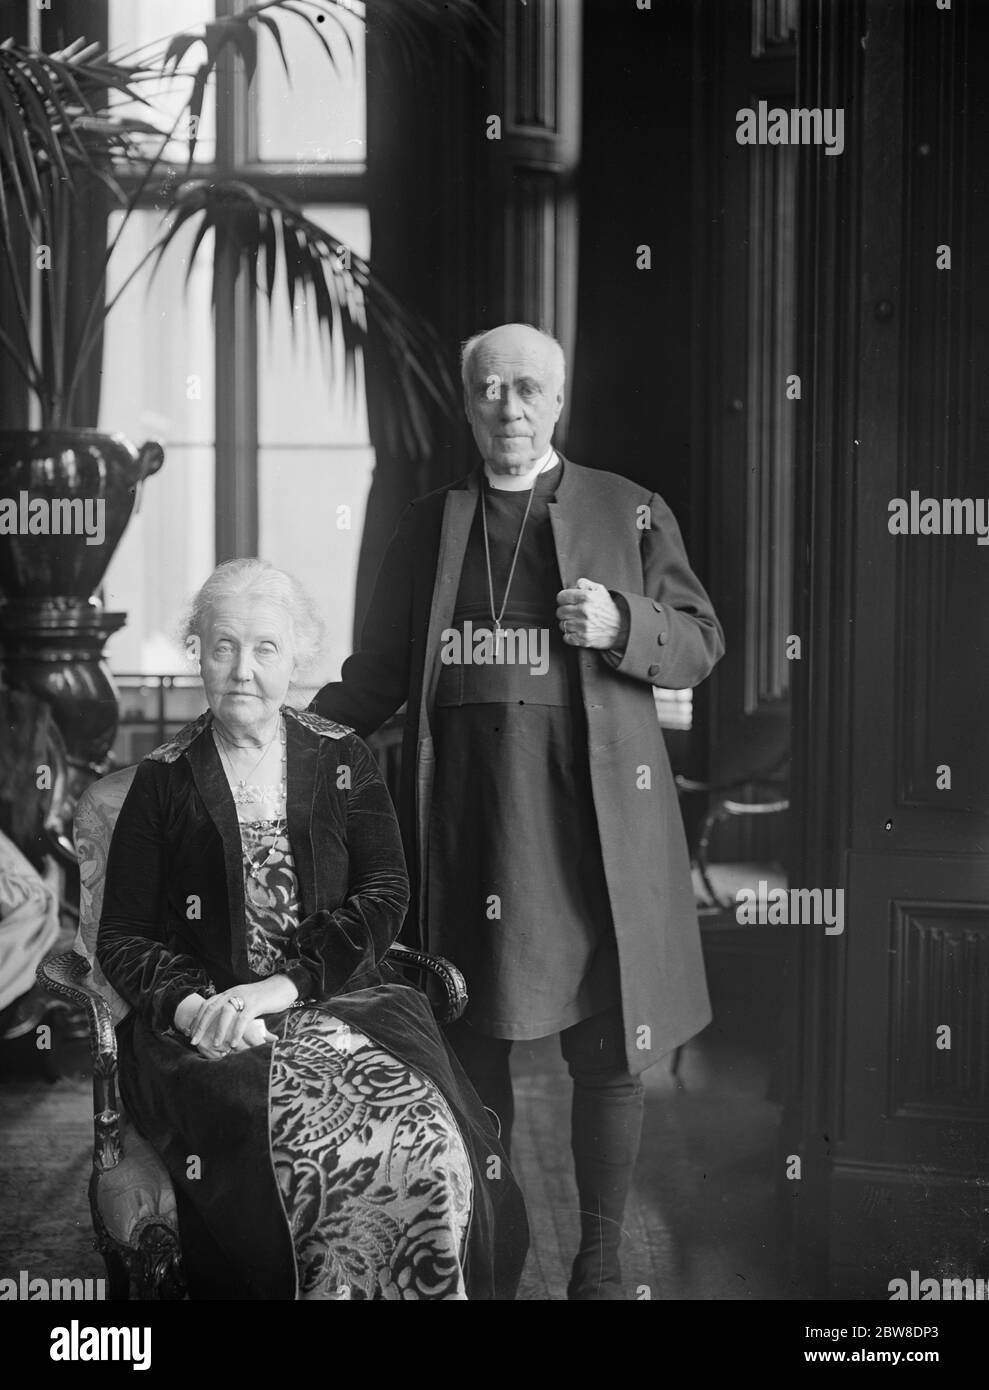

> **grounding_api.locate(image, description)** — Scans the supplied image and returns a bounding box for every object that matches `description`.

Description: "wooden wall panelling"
[788,0,989,1294]
[694,0,796,863]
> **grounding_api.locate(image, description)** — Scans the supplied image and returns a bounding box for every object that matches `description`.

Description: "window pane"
[100,211,215,675]
[109,0,217,165]
[254,6,365,162]
[258,446,374,692]
[258,205,373,687]
[104,447,215,676]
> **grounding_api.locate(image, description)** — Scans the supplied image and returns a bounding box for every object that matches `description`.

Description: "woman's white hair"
[180,559,326,676]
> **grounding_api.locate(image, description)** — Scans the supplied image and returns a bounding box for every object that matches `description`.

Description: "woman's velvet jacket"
[96,706,527,1300]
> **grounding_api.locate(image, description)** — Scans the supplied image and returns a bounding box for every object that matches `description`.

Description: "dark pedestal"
[0,598,126,799]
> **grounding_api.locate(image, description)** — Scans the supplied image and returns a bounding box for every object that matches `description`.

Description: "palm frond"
[0,55,51,231]
[262,3,343,76]
[0,43,146,208]
[255,14,293,83]
[336,0,492,67]
[147,179,456,459]
[160,2,342,166]
[330,0,490,64]
[152,0,490,169]
[0,0,488,433]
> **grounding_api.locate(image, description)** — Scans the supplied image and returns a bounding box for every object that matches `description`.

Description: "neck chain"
[481,480,537,641]
[213,717,284,807]
[212,718,287,897]
[243,817,286,889]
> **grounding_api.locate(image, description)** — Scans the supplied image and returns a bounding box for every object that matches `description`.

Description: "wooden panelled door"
[787,0,989,1295]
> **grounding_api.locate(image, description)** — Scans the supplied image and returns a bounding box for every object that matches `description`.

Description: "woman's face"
[196,595,296,734]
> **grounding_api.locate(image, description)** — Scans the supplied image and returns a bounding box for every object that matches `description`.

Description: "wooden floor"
[511,1022,803,1301]
[0,962,806,1301]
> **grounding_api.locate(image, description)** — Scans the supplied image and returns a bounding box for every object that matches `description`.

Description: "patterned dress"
[239,818,473,1300]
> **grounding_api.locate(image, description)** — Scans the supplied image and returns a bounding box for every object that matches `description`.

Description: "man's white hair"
[460,323,567,395]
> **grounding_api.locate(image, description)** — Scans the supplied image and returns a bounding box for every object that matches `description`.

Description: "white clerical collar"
[484,446,557,492]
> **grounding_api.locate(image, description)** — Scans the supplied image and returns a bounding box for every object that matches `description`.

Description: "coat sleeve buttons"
[647,663,661,679]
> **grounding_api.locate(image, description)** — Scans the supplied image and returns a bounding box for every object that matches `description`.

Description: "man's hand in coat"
[556,578,630,651]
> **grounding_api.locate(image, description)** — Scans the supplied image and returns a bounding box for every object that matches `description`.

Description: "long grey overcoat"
[311,457,725,1073]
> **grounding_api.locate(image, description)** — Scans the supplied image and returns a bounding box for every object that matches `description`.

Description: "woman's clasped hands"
[173,975,299,1060]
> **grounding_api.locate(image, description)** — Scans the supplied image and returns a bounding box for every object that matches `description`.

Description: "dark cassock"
[428,456,620,1038]
[312,446,724,1298]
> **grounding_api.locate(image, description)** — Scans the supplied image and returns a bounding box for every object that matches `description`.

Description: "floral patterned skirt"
[269,1007,473,1300]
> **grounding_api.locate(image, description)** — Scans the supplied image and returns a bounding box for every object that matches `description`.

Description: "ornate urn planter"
[0,429,164,793]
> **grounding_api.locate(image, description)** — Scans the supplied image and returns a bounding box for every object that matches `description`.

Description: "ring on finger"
[229,996,245,1013]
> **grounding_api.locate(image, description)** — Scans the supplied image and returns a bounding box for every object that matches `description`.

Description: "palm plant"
[0,0,483,453]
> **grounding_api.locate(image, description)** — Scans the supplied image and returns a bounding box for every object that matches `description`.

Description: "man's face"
[464,327,565,474]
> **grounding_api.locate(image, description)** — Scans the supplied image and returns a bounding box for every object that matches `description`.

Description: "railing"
[111,675,406,803]
[112,675,203,766]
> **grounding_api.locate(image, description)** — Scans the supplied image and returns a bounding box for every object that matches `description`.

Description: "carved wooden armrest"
[384,942,467,1025]
[37,950,121,1173]
[37,950,115,1056]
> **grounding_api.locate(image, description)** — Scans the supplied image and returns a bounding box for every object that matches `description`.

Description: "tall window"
[101,0,371,688]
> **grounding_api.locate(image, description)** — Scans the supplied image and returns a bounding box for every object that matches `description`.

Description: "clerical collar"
[484,446,557,492]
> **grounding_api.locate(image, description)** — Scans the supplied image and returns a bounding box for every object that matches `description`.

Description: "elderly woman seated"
[96,559,527,1300]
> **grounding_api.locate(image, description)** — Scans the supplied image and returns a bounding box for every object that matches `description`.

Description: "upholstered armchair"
[37,766,467,1301]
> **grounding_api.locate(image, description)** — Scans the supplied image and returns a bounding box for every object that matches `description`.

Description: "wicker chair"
[37,765,467,1301]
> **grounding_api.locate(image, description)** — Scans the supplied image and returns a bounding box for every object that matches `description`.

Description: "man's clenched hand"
[556,578,628,650]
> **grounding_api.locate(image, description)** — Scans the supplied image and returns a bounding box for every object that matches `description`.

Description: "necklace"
[481,480,537,645]
[244,819,287,897]
[214,718,282,805]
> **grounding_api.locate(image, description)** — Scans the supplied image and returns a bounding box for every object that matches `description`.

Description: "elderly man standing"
[311,322,724,1299]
